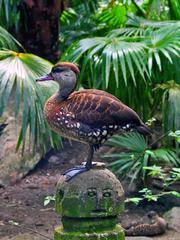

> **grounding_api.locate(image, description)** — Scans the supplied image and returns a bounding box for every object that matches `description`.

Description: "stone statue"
[54,163,125,240]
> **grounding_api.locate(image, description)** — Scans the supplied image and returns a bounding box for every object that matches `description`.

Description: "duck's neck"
[56,88,72,101]
[55,80,76,102]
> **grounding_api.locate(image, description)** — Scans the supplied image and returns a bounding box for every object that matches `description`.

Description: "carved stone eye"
[103,189,112,198]
[87,188,97,198]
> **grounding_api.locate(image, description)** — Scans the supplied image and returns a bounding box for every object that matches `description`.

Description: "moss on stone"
[54,224,125,240]
[62,216,117,232]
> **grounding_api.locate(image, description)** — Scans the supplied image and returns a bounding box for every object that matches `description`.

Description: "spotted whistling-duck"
[36,62,151,180]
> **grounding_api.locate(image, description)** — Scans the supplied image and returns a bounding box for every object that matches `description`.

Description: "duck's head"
[36,62,80,98]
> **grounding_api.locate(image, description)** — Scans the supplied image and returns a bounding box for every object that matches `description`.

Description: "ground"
[0,141,179,240]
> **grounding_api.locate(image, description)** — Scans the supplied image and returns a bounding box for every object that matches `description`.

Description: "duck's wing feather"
[66,90,142,128]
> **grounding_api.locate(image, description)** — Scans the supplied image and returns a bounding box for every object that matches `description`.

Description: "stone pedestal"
[54,163,125,240]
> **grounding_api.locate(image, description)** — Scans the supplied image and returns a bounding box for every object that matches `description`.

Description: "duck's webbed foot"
[63,145,94,182]
[63,166,88,182]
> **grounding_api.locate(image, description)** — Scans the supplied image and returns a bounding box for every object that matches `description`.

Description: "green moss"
[62,216,117,232]
[56,195,124,218]
[54,225,125,240]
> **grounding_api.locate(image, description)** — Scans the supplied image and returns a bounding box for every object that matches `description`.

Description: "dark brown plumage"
[36,62,151,177]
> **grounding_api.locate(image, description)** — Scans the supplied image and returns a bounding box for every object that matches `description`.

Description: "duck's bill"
[36,74,54,82]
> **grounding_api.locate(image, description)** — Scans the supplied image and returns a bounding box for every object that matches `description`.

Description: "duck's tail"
[136,123,152,136]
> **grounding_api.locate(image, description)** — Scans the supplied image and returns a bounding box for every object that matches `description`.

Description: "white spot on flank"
[114,125,118,129]
[109,125,114,128]
[88,133,92,136]
[65,120,69,124]
[102,130,107,136]
[93,131,100,137]
[76,123,80,128]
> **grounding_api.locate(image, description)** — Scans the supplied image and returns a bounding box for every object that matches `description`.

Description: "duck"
[36,62,151,180]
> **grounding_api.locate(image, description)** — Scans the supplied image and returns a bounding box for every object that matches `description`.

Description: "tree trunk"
[19,0,61,63]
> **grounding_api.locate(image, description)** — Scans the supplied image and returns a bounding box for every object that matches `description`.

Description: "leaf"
[0,25,23,51]
[107,132,147,152]
[0,50,59,155]
[125,197,143,205]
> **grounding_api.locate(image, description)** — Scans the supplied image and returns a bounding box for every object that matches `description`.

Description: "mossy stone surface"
[54,163,125,239]
[55,166,124,218]
[62,216,117,232]
[54,224,125,240]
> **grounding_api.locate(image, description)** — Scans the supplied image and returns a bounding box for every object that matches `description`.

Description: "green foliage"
[44,195,55,206]
[0,50,60,153]
[0,0,21,32]
[97,2,127,28]
[0,26,60,154]
[126,166,180,205]
[155,81,180,133]
[62,17,180,119]
[168,0,180,20]
[169,130,180,143]
[0,25,22,51]
[104,132,179,184]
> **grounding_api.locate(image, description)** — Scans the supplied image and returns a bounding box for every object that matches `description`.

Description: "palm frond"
[0,0,21,32]
[157,81,180,133]
[127,13,180,28]
[107,132,147,152]
[104,132,179,183]
[146,26,180,72]
[63,36,148,88]
[151,148,179,166]
[0,26,23,51]
[0,50,59,154]
[97,2,127,28]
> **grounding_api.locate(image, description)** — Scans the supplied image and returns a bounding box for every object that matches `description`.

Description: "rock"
[163,207,180,232]
[48,155,60,165]
[126,238,152,240]
[0,113,41,186]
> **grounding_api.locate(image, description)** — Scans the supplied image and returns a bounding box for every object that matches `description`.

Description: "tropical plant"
[103,132,179,185]
[125,165,180,205]
[0,27,59,155]
[155,81,180,133]
[0,0,21,32]
[62,17,180,120]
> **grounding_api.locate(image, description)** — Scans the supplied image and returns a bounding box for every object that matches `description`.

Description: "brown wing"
[65,89,142,128]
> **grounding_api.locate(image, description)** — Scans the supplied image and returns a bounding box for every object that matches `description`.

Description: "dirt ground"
[0,141,179,240]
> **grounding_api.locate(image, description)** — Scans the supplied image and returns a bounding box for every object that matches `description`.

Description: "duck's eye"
[52,68,63,73]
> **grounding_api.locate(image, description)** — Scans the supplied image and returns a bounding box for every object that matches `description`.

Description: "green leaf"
[0,50,59,155]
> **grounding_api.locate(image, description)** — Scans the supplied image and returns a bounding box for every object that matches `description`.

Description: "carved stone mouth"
[92,209,107,213]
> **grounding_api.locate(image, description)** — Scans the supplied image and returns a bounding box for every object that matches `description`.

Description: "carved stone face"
[56,168,124,218]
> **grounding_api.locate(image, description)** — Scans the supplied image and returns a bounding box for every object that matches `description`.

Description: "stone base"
[54,224,125,240]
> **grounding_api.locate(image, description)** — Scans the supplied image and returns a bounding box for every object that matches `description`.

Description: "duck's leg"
[63,145,94,181]
[85,145,94,170]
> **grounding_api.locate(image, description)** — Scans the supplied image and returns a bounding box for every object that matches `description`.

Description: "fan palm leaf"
[63,36,148,88]
[104,132,179,183]
[127,13,180,28]
[0,50,59,154]
[0,26,22,50]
